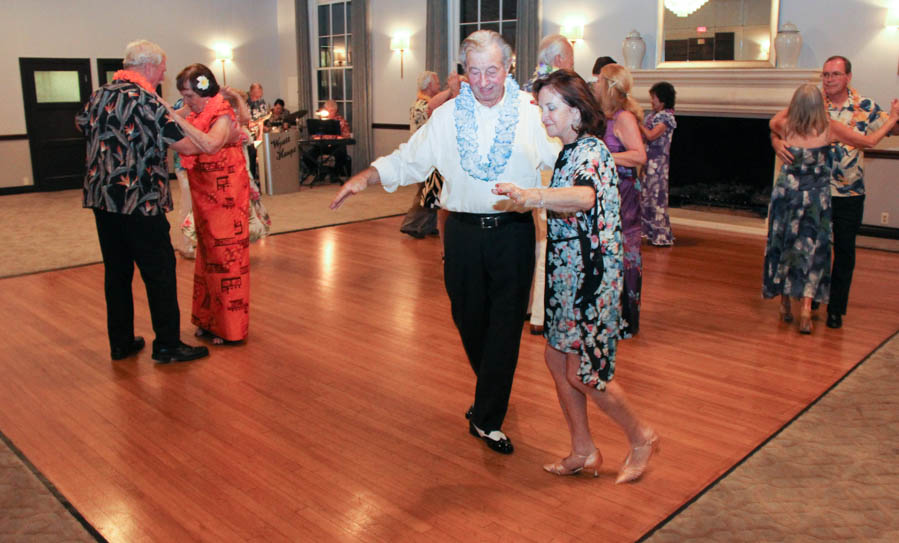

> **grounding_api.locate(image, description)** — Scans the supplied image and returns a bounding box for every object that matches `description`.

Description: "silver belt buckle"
[479,215,500,229]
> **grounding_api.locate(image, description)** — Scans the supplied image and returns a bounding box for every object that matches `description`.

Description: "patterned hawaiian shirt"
[410,98,429,134]
[248,98,268,121]
[825,87,889,197]
[76,80,184,215]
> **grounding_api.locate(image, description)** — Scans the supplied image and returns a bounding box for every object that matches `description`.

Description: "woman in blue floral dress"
[640,82,677,246]
[494,70,658,483]
[765,84,899,333]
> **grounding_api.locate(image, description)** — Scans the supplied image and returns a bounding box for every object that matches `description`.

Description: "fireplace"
[631,68,819,213]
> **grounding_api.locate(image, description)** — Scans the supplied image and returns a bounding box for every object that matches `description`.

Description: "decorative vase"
[622,30,646,70]
[774,22,802,68]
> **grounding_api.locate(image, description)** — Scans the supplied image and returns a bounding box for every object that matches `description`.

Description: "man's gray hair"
[459,30,513,71]
[417,71,438,92]
[123,40,165,68]
[537,34,572,67]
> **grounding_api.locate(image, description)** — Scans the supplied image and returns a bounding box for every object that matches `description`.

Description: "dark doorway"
[97,58,123,85]
[19,58,92,191]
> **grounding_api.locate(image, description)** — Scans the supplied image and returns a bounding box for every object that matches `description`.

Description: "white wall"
[369,0,428,124]
[538,0,898,108]
[0,0,281,136]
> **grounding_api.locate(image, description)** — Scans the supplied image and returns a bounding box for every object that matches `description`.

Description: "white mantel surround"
[630,68,820,118]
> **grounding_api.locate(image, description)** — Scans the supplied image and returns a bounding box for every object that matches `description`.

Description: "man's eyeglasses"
[821,72,847,79]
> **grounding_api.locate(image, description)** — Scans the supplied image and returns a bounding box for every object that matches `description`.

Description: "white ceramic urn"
[622,30,646,70]
[774,22,802,68]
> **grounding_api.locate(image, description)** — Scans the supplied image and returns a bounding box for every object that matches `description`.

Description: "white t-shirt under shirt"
[373,91,562,214]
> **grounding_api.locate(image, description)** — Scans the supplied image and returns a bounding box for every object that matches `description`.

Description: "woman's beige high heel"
[543,449,602,477]
[616,431,660,484]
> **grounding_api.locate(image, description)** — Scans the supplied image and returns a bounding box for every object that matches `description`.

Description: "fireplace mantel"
[631,68,820,118]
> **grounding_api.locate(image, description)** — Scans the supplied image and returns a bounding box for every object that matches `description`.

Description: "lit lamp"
[213,43,233,85]
[560,24,584,44]
[334,48,347,67]
[886,6,899,28]
[390,34,410,78]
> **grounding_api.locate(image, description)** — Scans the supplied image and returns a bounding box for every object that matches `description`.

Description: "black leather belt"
[451,212,532,229]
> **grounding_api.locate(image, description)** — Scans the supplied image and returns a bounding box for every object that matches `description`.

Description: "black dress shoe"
[826,313,842,329]
[465,405,473,420]
[152,342,209,364]
[469,421,514,454]
[111,336,145,360]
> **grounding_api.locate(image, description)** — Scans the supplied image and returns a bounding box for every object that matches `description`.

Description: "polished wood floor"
[1,216,897,542]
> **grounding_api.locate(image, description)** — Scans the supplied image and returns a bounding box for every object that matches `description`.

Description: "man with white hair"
[331,30,561,454]
[76,39,210,364]
[523,34,574,335]
[525,34,574,91]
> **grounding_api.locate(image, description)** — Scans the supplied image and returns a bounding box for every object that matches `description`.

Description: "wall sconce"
[213,43,233,85]
[886,6,899,28]
[560,24,584,44]
[390,34,410,78]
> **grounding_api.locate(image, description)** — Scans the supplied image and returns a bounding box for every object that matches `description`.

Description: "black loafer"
[826,313,842,329]
[152,342,209,364]
[465,405,473,420]
[111,336,145,360]
[469,421,514,454]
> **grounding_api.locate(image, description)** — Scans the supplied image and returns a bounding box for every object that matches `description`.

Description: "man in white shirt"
[331,30,560,454]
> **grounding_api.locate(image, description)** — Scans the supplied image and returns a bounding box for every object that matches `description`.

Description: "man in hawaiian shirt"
[330,30,560,454]
[76,39,210,363]
[772,55,897,329]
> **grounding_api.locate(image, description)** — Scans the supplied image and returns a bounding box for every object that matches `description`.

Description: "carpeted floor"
[0,182,418,278]
[645,332,899,542]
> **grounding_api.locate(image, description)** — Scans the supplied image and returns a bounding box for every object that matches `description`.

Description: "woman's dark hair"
[533,69,605,138]
[591,56,616,75]
[175,64,220,97]
[649,81,676,109]
[273,98,285,107]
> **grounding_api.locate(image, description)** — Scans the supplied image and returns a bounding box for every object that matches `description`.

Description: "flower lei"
[179,92,229,170]
[454,75,521,182]
[532,62,555,79]
[112,69,155,93]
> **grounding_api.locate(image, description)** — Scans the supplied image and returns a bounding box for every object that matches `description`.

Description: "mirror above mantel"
[656,0,780,68]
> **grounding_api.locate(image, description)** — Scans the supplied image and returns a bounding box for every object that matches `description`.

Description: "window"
[458,0,518,52]
[315,0,352,124]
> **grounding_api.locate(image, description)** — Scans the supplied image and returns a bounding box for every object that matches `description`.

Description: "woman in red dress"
[166,64,251,344]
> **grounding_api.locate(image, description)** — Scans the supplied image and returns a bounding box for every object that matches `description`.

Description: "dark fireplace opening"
[667,115,774,216]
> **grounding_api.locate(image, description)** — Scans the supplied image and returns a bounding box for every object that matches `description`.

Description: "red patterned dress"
[181,94,250,342]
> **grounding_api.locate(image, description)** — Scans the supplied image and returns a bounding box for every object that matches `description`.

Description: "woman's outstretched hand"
[493,183,539,207]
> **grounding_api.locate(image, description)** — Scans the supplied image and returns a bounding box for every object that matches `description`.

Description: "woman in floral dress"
[765,84,899,333]
[494,70,658,483]
[640,81,677,246]
[594,64,647,336]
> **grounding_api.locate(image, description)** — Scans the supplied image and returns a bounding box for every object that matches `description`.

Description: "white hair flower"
[196,75,209,91]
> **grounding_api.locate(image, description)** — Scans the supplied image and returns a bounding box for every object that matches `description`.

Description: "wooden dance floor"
[1,216,897,542]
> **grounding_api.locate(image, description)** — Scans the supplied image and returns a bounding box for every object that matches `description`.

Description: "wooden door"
[19,58,92,191]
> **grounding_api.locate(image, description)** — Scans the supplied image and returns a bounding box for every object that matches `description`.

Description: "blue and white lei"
[454,75,521,182]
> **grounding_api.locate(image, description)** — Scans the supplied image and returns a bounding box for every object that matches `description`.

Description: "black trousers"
[93,209,181,351]
[443,213,535,433]
[828,195,865,317]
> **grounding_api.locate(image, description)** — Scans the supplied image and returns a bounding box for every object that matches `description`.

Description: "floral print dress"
[642,109,676,245]
[762,146,832,302]
[545,137,624,389]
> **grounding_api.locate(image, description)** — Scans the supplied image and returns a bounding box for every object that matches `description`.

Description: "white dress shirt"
[373,91,561,214]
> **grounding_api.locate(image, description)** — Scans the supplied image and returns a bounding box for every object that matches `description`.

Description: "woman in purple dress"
[595,64,646,336]
[640,81,677,246]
